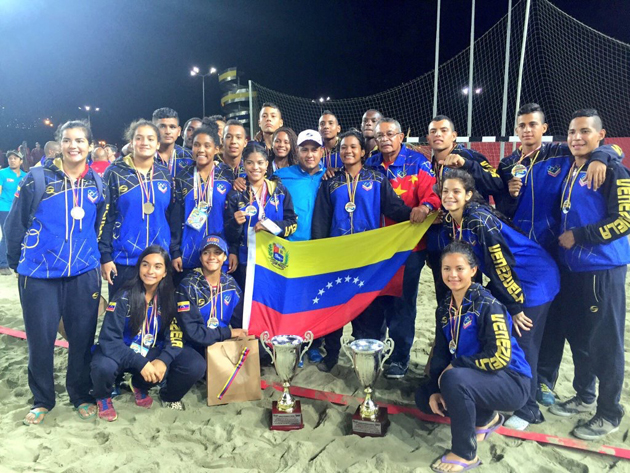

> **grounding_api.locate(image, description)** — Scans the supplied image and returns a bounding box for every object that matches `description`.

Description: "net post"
[513,0,531,151]
[500,0,513,160]
[248,80,254,139]
[466,0,476,149]
[432,0,441,118]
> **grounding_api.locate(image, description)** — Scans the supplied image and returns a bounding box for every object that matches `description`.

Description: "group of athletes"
[5,100,628,472]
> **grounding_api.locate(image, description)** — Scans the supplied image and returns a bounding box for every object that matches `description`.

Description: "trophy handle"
[260,331,275,365]
[341,335,354,368]
[379,337,395,372]
[298,331,314,364]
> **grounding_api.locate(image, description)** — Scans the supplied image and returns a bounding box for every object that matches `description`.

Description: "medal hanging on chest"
[206,282,223,329]
[448,297,463,355]
[250,181,268,221]
[186,168,214,231]
[67,176,85,225]
[448,340,457,355]
[512,163,528,179]
[135,165,155,218]
[345,172,359,214]
[560,163,585,216]
[137,296,158,357]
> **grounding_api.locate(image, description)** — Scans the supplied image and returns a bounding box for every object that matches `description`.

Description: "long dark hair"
[442,169,524,233]
[270,127,298,168]
[120,245,176,336]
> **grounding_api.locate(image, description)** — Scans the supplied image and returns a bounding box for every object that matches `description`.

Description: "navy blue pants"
[536,295,564,390]
[559,266,626,425]
[108,264,136,301]
[512,301,552,423]
[19,269,101,410]
[91,345,206,402]
[416,367,529,461]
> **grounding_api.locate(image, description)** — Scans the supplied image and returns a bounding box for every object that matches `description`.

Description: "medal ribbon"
[250,181,268,219]
[140,294,159,349]
[206,280,224,328]
[451,217,463,241]
[217,347,251,400]
[448,296,463,355]
[133,163,154,220]
[64,175,85,236]
[345,171,360,234]
[560,162,586,215]
[194,166,214,210]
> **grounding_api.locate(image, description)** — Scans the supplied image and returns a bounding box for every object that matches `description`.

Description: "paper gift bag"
[207,336,262,406]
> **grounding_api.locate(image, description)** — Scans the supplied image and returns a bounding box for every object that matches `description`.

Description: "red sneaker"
[133,387,153,408]
[96,398,118,422]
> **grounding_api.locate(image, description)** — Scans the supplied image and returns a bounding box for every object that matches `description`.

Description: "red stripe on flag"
[248,291,381,338]
[379,265,404,297]
[0,325,69,348]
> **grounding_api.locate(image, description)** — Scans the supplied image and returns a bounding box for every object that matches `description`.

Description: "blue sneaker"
[384,362,408,379]
[307,348,324,363]
[536,383,556,406]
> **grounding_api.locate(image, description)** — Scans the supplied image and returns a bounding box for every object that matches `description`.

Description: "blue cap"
[200,235,228,255]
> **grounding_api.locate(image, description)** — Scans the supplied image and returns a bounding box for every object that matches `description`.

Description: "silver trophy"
[261,331,313,429]
[343,337,394,436]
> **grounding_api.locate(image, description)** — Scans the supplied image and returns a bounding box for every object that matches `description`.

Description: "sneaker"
[162,400,184,411]
[384,362,408,379]
[537,383,556,406]
[307,348,324,363]
[549,395,595,417]
[96,398,118,422]
[0,268,12,276]
[316,356,337,373]
[297,359,304,368]
[572,415,619,440]
[504,415,530,431]
[132,387,154,408]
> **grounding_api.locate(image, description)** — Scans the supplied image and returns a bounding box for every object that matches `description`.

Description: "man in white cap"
[274,130,325,242]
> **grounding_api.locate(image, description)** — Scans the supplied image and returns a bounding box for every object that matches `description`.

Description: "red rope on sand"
[260,380,630,461]
[1,326,627,460]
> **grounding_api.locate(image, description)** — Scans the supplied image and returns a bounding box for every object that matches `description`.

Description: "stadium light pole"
[190,66,217,117]
[78,106,100,126]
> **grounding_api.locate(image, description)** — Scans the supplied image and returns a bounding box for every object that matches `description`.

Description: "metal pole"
[248,80,254,138]
[202,76,206,117]
[499,0,513,160]
[466,0,476,148]
[513,0,531,150]
[432,0,441,118]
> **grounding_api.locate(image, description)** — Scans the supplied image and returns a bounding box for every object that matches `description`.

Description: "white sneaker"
[504,415,530,431]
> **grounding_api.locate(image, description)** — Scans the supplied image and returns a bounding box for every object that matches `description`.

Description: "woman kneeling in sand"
[91,245,206,421]
[415,241,531,472]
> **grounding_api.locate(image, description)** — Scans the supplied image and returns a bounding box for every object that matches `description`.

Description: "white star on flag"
[353,277,360,284]
[313,297,320,304]
[326,282,333,289]
[318,288,325,295]
[336,277,342,284]
[345,275,351,282]
[358,281,365,287]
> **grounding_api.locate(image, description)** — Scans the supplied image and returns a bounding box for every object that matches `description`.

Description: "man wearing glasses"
[364,118,441,379]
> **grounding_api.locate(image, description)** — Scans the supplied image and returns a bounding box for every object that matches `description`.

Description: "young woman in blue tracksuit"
[438,169,559,430]
[416,241,530,473]
[170,127,234,285]
[224,142,297,298]
[175,235,247,360]
[99,120,175,299]
[311,129,412,371]
[91,245,205,421]
[5,120,108,425]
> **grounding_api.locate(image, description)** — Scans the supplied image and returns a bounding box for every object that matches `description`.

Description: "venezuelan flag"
[244,217,435,338]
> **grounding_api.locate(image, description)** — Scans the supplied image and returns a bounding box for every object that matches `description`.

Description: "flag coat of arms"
[243,217,435,338]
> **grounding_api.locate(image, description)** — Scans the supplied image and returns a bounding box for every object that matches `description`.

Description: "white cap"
[297,129,323,147]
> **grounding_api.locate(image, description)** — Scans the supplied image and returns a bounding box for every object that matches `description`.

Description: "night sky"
[1,0,628,148]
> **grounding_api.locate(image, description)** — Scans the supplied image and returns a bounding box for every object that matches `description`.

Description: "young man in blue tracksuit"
[152,107,194,177]
[425,115,504,303]
[547,109,630,440]
[6,121,108,424]
[99,120,175,299]
[170,127,234,285]
[495,103,624,407]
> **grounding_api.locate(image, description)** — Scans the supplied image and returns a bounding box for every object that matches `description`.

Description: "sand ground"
[0,270,628,473]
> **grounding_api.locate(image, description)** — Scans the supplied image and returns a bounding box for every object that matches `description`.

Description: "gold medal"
[143,202,155,215]
[70,206,85,220]
[512,163,527,179]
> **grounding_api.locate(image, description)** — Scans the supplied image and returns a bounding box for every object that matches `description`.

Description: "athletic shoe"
[549,395,595,417]
[96,398,118,422]
[132,387,154,408]
[572,415,619,440]
[307,348,324,363]
[316,356,337,373]
[384,362,408,379]
[504,415,530,431]
[0,268,12,276]
[162,400,185,411]
[537,383,556,406]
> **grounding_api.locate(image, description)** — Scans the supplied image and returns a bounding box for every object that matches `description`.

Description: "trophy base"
[270,400,304,431]
[352,406,389,437]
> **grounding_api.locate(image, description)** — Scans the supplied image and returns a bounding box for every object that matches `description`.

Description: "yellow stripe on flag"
[255,216,436,278]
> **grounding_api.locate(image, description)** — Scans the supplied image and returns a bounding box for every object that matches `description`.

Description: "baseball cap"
[200,235,228,255]
[6,150,22,160]
[297,129,323,147]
